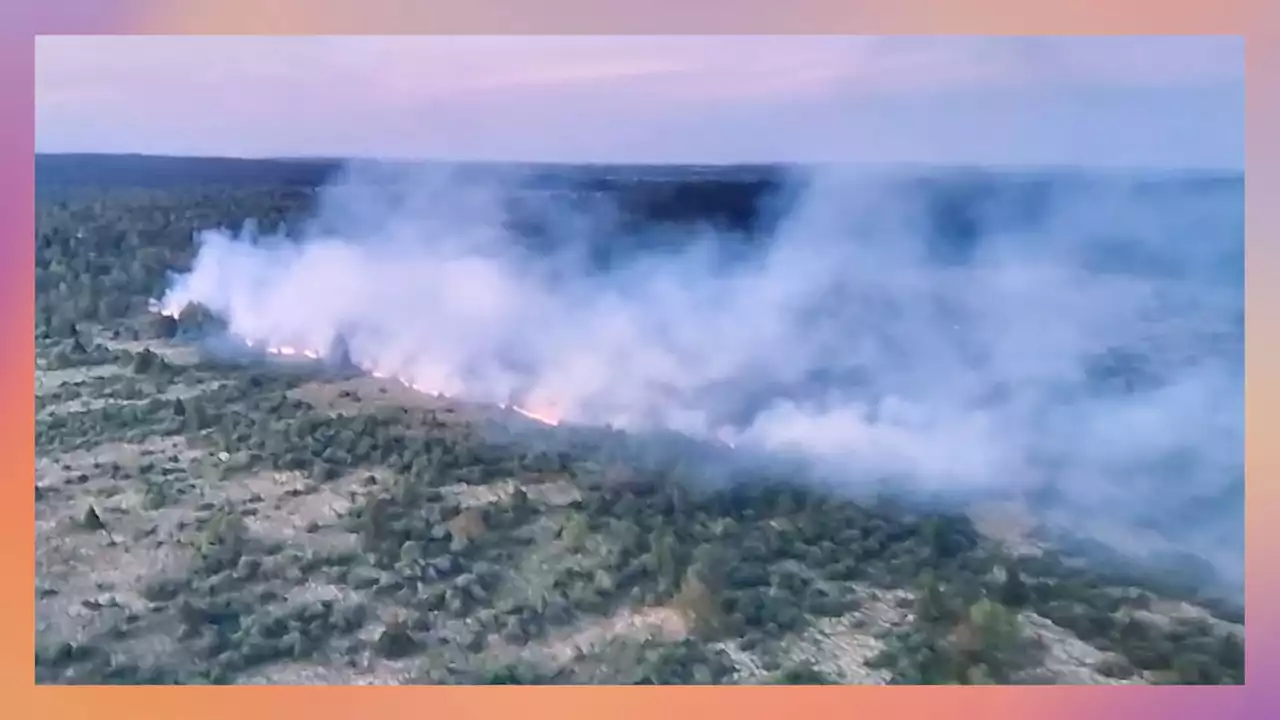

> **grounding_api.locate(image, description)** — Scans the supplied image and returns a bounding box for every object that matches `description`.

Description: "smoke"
[158,162,1244,594]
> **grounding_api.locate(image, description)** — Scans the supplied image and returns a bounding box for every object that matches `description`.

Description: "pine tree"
[999,563,1032,608]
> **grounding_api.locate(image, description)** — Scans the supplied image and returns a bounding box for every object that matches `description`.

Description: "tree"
[131,348,160,375]
[183,398,210,433]
[672,566,724,638]
[999,563,1032,608]
[177,302,221,335]
[773,663,838,684]
[145,312,178,339]
[68,335,89,357]
[915,569,951,624]
[48,314,78,340]
[952,599,1028,683]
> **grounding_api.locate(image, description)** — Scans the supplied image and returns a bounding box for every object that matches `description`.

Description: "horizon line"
[34,151,1245,177]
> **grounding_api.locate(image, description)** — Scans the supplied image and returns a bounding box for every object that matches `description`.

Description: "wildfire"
[150,301,570,428]
[265,345,322,360]
[510,404,562,426]
[143,305,755,456]
[148,298,183,319]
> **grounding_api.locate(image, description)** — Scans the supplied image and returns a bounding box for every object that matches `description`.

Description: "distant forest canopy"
[34,153,1243,232]
[35,153,795,189]
[36,153,793,237]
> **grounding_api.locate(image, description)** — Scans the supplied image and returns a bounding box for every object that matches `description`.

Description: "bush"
[773,663,839,684]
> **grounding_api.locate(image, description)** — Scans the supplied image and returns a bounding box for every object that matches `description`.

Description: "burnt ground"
[35,330,1244,686]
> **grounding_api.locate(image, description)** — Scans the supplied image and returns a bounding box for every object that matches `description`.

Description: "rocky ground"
[34,330,1245,685]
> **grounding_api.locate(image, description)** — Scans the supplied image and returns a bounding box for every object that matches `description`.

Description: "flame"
[511,404,561,426]
[143,301,746,450]
[265,345,322,360]
[148,298,183,319]
[151,302,571,428]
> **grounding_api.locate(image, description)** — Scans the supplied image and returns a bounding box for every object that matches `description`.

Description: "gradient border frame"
[6,1,1274,717]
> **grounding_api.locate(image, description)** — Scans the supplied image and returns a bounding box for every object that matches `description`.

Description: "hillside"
[34,155,1244,685]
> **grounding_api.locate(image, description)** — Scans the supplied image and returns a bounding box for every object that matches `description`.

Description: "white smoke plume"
[157,162,1244,591]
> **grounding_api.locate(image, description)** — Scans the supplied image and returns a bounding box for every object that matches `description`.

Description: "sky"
[35,35,1245,170]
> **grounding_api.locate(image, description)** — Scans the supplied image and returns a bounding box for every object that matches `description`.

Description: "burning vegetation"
[35,155,1243,685]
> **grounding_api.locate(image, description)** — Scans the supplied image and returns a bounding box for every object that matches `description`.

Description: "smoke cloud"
[158,162,1244,594]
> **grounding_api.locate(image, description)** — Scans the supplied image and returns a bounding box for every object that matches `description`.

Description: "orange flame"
[265,345,322,360]
[511,404,561,426]
[246,336,567,426]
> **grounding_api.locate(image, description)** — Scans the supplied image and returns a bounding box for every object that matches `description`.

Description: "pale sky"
[35,36,1245,169]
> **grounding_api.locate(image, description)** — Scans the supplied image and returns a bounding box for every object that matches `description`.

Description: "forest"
[34,154,1244,685]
